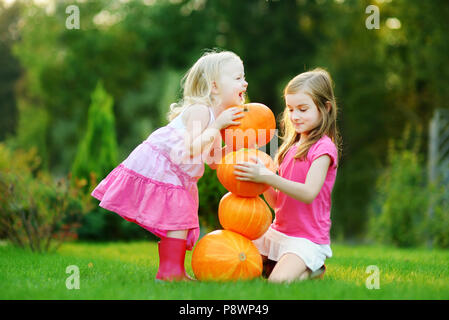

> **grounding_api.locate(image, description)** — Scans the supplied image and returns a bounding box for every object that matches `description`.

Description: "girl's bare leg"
[268,253,310,283]
[166,229,188,239]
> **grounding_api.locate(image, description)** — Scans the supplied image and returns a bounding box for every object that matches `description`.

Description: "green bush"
[198,165,227,231]
[0,144,92,252]
[367,126,429,247]
[427,176,449,248]
[12,100,50,170]
[76,207,153,241]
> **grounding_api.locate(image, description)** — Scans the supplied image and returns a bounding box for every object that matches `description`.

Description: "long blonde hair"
[275,68,342,167]
[167,50,242,121]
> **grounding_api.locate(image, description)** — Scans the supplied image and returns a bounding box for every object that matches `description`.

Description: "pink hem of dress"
[92,192,198,251]
[91,163,200,250]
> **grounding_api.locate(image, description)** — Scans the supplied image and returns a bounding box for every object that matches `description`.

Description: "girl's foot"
[309,264,326,279]
[155,237,196,281]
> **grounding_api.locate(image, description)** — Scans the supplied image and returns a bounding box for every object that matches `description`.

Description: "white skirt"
[252,226,332,272]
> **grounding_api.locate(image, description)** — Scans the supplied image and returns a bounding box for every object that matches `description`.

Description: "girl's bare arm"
[184,105,243,158]
[262,187,278,209]
[235,155,331,204]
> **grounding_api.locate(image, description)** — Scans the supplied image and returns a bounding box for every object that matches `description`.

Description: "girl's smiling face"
[214,58,248,108]
[285,91,322,137]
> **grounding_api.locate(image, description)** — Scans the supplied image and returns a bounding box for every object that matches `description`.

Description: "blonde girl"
[92,50,248,281]
[234,68,341,283]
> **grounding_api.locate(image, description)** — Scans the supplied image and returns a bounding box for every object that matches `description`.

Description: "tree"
[71,80,118,189]
[0,0,23,141]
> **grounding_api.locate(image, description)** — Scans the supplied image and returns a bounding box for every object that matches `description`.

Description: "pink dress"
[91,107,217,250]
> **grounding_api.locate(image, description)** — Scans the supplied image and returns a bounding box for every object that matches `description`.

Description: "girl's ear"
[326,101,332,113]
[211,81,219,95]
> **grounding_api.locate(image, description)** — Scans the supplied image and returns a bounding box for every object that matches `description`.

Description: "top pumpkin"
[220,103,276,151]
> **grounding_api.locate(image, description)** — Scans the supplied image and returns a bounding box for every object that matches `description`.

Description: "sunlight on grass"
[329,244,449,290]
[1,241,449,300]
[58,242,156,266]
[57,241,195,276]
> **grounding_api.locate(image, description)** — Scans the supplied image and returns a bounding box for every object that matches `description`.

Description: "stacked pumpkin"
[191,103,277,281]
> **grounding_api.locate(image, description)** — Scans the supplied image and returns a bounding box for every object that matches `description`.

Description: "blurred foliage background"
[1,0,448,248]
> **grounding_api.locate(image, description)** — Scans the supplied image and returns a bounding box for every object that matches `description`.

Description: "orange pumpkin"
[218,192,272,240]
[221,103,276,151]
[217,149,276,197]
[191,230,262,281]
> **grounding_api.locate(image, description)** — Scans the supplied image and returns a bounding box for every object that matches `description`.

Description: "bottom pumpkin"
[191,229,262,281]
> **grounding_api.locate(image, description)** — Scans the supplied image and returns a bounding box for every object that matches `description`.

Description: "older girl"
[234,68,341,283]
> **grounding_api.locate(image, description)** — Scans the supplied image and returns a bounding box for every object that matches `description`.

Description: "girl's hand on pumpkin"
[234,156,274,184]
[213,107,244,130]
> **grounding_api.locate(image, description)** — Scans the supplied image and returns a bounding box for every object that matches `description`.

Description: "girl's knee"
[166,229,188,239]
[268,270,293,283]
[267,253,308,283]
[268,268,310,283]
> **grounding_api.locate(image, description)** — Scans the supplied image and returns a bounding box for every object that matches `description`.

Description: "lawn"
[1,240,448,300]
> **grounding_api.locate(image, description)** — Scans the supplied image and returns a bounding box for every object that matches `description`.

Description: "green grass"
[1,240,449,300]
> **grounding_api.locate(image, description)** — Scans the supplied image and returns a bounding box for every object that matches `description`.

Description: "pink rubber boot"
[155,237,195,281]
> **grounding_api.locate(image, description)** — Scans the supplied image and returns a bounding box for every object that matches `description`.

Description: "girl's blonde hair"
[168,50,242,121]
[275,68,342,167]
